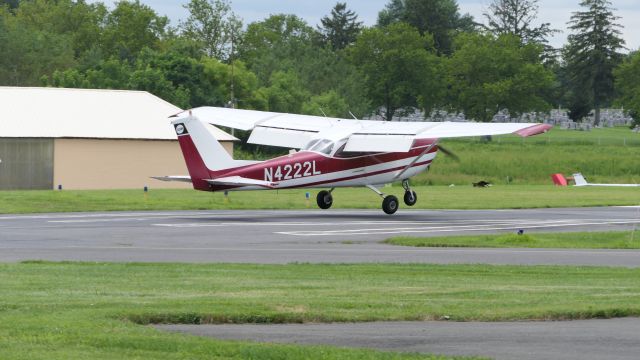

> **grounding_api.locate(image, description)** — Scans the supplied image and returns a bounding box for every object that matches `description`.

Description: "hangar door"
[0,138,54,190]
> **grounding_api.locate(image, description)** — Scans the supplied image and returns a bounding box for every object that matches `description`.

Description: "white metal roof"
[0,87,238,141]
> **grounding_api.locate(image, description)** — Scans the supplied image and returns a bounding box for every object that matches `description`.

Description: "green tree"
[302,90,351,118]
[239,14,317,83]
[101,0,168,61]
[14,0,107,59]
[483,0,557,46]
[0,6,75,85]
[49,58,132,89]
[349,22,442,121]
[564,0,625,125]
[238,14,370,116]
[201,58,266,110]
[1,0,19,9]
[318,2,363,50]
[258,71,310,113]
[129,66,191,108]
[446,33,554,122]
[614,51,640,127]
[377,0,475,55]
[180,0,242,60]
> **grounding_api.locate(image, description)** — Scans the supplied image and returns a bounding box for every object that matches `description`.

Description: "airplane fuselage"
[194,139,438,192]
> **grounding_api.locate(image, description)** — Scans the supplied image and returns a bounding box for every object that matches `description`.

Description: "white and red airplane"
[155,107,551,214]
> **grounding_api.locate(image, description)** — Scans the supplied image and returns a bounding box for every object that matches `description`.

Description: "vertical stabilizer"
[572,173,588,186]
[171,115,237,190]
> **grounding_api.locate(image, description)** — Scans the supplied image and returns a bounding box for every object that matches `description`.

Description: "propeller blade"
[437,144,460,162]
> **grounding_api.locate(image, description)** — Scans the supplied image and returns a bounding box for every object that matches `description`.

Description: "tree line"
[1,0,639,127]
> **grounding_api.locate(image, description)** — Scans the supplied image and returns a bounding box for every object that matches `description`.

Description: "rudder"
[171,114,237,190]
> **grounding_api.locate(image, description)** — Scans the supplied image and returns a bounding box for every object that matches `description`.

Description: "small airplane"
[155,107,551,214]
[572,173,640,187]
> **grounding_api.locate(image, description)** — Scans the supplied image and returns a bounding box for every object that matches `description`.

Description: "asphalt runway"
[156,318,640,360]
[4,207,640,359]
[1,207,639,265]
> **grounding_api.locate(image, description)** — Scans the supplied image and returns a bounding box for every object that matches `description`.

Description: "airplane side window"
[334,143,369,158]
[309,139,334,155]
[302,139,320,150]
[317,140,334,155]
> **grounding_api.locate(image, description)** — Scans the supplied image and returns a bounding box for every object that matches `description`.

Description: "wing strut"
[393,142,437,180]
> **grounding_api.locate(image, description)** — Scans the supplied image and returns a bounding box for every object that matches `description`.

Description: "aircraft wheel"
[404,190,417,206]
[316,190,333,209]
[382,195,399,215]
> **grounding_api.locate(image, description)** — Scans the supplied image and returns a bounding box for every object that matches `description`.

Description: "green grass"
[418,141,640,186]
[493,126,640,145]
[385,231,640,249]
[2,262,640,359]
[0,185,638,214]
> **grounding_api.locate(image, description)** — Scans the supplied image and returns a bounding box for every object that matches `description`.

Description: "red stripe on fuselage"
[278,160,433,189]
[177,134,437,192]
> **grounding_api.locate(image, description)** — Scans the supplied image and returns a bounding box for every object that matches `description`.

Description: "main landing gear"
[316,189,334,209]
[366,185,400,215]
[316,180,418,215]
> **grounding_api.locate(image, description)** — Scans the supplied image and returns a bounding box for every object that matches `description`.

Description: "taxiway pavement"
[1,207,639,265]
[157,318,640,360]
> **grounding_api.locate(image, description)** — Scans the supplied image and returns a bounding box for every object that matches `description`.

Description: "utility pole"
[229,32,236,136]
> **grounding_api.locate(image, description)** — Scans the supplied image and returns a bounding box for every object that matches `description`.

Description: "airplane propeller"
[437,143,460,162]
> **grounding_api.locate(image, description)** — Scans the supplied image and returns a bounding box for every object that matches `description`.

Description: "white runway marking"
[150,219,530,228]
[277,220,640,236]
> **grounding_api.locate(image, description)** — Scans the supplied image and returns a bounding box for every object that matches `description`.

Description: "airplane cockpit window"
[312,139,334,154]
[302,139,320,151]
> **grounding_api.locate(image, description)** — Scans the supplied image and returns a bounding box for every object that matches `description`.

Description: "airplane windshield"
[302,139,320,150]
[306,139,334,155]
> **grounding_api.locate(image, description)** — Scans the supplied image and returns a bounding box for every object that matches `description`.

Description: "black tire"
[404,190,417,206]
[382,195,399,215]
[316,190,333,209]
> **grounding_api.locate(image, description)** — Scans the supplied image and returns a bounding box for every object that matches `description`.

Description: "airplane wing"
[205,176,276,188]
[174,107,551,153]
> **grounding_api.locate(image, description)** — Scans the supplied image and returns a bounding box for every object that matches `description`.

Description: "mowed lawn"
[0,185,638,214]
[2,262,640,359]
[385,231,640,249]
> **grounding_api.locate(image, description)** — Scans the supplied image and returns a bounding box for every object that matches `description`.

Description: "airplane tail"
[171,114,239,190]
[572,173,588,186]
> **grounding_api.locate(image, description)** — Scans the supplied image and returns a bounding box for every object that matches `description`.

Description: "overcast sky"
[96,0,640,50]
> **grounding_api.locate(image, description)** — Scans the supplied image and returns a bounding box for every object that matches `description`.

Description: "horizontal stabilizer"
[151,176,192,183]
[206,176,276,188]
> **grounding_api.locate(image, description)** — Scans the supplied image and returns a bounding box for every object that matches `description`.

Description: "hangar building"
[0,87,237,190]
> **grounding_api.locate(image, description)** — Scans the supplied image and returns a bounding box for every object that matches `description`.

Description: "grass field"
[2,262,640,359]
[478,126,640,145]
[0,185,638,214]
[385,231,640,249]
[417,141,640,186]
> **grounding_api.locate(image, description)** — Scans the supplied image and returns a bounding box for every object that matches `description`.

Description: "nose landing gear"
[402,179,417,206]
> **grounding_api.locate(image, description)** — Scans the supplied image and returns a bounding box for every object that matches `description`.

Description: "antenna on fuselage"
[349,111,364,128]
